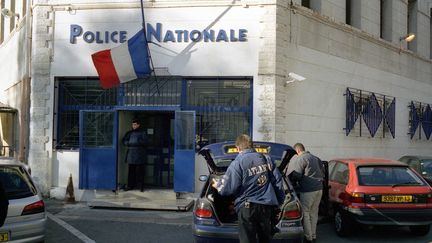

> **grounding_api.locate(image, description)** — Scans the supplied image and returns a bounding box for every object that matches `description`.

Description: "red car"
[326,158,432,237]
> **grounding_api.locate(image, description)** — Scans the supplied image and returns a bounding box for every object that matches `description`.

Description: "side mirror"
[199,175,208,182]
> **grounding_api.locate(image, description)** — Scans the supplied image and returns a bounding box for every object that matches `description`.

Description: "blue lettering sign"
[190,30,202,42]
[239,29,247,42]
[175,30,184,42]
[230,29,238,42]
[147,23,161,42]
[203,30,214,42]
[69,23,248,44]
[163,30,176,42]
[216,30,228,42]
[83,31,95,43]
[119,31,127,43]
[70,24,82,44]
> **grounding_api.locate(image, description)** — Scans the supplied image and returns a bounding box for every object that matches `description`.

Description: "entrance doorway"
[118,111,174,189]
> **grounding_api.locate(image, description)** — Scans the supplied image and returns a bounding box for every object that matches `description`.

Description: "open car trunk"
[206,175,238,224]
[198,141,298,224]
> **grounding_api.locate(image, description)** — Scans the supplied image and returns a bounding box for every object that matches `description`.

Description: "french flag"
[91,29,151,89]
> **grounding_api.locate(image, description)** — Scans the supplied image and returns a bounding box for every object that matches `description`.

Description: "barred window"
[55,78,117,149]
[186,78,252,145]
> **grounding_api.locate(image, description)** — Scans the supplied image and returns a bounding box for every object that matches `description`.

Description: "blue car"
[192,141,304,243]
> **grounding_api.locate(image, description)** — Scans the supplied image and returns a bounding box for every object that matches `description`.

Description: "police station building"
[1,0,432,200]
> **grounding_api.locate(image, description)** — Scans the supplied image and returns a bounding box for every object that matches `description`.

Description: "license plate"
[381,195,412,203]
[0,232,9,242]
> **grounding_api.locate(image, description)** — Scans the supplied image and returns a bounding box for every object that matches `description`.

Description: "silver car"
[0,158,46,242]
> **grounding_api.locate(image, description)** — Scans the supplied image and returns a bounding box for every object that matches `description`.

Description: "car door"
[410,159,421,174]
[328,161,349,205]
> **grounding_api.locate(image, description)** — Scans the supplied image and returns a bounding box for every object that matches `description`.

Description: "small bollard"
[65,173,76,203]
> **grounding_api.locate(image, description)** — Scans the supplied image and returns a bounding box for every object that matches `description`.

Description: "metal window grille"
[55,77,252,149]
[409,101,432,140]
[55,78,117,149]
[186,78,252,145]
[344,88,395,138]
[119,76,182,106]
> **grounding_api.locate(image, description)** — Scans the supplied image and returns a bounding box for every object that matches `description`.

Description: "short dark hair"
[235,134,253,150]
[293,143,305,152]
[132,118,140,124]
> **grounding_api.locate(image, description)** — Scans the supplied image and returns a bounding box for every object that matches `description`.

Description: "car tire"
[409,225,430,236]
[334,209,352,237]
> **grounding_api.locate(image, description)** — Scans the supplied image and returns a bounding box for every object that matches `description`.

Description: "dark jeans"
[127,164,145,191]
[238,203,273,243]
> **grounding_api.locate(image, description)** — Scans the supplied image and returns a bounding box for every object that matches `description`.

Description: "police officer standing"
[122,118,148,192]
[212,134,285,243]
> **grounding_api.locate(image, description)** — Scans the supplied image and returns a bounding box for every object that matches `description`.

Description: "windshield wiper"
[391,182,421,188]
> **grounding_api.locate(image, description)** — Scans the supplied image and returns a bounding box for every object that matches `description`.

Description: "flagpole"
[140,0,160,95]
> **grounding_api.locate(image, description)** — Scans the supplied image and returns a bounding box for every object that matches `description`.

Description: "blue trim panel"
[79,110,118,190]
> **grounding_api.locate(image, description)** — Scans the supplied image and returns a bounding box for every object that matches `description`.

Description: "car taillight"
[348,192,364,203]
[195,200,213,218]
[427,194,432,204]
[22,200,45,215]
[341,192,364,207]
[282,202,301,220]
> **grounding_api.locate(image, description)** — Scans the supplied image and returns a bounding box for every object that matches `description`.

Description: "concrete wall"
[275,2,432,162]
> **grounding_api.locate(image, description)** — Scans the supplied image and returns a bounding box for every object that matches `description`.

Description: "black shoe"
[303,237,313,243]
[124,186,134,191]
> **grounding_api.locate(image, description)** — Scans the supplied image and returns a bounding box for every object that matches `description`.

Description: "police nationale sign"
[70,23,248,44]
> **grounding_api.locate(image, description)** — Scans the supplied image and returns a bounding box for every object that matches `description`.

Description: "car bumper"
[1,216,46,242]
[347,207,432,226]
[192,223,303,243]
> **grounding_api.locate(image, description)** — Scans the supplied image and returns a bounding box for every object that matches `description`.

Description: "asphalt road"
[45,199,432,243]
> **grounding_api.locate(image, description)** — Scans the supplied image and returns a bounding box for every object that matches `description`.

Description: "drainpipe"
[18,0,32,162]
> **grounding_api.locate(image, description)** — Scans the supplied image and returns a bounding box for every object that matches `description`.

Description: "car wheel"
[334,209,352,237]
[409,225,430,236]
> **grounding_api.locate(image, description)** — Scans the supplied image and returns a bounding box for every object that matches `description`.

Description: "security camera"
[285,72,306,85]
[1,8,19,18]
[288,72,306,82]
[1,8,12,17]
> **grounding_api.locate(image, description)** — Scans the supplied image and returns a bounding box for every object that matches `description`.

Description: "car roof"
[331,158,408,167]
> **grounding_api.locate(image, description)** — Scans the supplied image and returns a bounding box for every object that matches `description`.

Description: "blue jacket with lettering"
[215,149,286,212]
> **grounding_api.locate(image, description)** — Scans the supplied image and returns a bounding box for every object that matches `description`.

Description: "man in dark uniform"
[0,180,8,227]
[212,134,285,243]
[122,118,148,192]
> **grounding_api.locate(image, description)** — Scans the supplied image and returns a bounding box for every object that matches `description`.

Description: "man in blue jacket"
[212,134,285,243]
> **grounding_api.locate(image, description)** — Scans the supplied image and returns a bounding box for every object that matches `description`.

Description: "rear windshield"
[0,166,37,199]
[212,151,286,168]
[357,166,426,186]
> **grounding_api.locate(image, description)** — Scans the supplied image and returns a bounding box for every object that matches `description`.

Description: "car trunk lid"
[198,141,296,174]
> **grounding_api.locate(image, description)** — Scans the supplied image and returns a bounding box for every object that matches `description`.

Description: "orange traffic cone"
[65,173,76,203]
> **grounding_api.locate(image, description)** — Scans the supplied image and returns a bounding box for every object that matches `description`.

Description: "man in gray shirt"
[286,143,324,243]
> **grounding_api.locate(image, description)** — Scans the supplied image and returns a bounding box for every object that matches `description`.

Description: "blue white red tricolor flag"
[91,29,151,89]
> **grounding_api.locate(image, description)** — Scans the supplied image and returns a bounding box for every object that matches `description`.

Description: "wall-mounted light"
[399,33,416,42]
[1,8,19,20]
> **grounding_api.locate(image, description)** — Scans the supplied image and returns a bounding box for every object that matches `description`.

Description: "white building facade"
[0,0,431,199]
